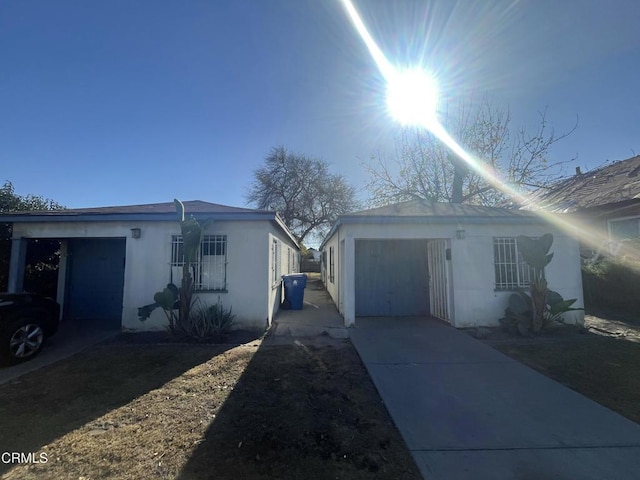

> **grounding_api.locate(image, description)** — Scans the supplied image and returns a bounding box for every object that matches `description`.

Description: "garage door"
[66,238,126,327]
[355,239,430,316]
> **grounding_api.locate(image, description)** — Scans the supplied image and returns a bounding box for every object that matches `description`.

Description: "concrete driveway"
[350,317,640,480]
[0,321,119,385]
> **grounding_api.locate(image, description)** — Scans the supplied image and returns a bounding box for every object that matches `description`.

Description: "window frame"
[171,234,228,292]
[493,237,540,291]
[271,238,281,286]
[329,246,335,283]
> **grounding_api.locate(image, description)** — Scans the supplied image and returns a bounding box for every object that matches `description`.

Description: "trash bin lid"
[282,273,308,287]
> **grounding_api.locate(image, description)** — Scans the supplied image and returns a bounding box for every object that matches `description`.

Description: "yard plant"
[501,233,582,336]
[138,199,234,341]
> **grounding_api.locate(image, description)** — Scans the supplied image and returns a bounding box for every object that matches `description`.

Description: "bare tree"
[365,95,577,206]
[247,146,359,243]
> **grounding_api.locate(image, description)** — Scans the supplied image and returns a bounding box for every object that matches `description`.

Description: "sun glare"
[386,69,439,127]
[340,0,640,262]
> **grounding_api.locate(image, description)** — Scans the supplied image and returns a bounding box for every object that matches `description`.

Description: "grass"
[0,338,420,480]
[488,317,640,424]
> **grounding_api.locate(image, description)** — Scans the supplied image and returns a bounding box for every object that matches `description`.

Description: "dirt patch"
[584,314,640,341]
[465,315,640,346]
[0,340,419,480]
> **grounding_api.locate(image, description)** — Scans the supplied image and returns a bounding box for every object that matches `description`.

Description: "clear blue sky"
[1,0,638,209]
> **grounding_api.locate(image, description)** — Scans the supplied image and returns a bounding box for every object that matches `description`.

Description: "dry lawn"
[0,337,420,480]
[484,315,640,424]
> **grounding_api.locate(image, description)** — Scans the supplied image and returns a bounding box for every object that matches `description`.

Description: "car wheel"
[1,318,46,365]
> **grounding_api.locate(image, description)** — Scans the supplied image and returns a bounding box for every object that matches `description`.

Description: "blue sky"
[1,0,639,209]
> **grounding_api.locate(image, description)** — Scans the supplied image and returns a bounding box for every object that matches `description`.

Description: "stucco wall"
[322,220,584,328]
[322,232,342,317]
[12,219,298,331]
[267,224,299,323]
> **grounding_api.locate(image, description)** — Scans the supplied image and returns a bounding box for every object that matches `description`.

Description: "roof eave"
[0,211,277,223]
[320,213,550,250]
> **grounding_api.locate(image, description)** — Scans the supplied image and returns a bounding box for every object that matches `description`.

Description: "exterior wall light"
[131,228,142,239]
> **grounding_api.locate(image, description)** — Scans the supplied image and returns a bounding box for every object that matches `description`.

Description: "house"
[307,248,322,262]
[519,155,640,255]
[0,200,300,331]
[320,199,584,328]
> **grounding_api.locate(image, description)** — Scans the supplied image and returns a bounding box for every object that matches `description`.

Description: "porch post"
[7,237,27,293]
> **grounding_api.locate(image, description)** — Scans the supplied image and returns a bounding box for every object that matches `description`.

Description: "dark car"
[0,293,60,365]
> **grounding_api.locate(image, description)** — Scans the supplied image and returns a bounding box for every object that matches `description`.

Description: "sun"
[386,68,439,127]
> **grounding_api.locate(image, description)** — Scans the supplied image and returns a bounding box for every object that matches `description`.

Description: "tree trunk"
[530,278,547,334]
[449,153,468,204]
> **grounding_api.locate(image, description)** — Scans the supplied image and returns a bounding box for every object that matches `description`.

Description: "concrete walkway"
[270,275,348,340]
[350,317,640,480]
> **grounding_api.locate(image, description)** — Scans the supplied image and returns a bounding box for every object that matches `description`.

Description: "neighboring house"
[0,201,299,331]
[320,199,584,328]
[519,155,640,255]
[307,248,321,262]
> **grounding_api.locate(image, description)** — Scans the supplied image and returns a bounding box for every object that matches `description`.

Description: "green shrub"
[582,257,640,315]
[500,289,582,336]
[171,298,236,343]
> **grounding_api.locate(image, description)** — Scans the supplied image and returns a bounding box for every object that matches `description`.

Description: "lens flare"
[386,69,439,127]
[339,0,640,263]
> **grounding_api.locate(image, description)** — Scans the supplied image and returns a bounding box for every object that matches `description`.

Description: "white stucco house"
[320,200,585,328]
[1,200,300,331]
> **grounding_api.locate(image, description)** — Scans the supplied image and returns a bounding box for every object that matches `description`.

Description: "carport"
[6,235,126,330]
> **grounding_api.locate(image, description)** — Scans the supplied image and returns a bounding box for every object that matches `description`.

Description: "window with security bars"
[171,235,227,291]
[271,239,281,285]
[493,237,539,290]
[329,246,335,283]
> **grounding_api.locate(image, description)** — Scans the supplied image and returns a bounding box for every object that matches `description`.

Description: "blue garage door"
[66,238,126,327]
[355,239,430,316]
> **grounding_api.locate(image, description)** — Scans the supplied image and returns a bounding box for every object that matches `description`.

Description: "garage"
[355,239,429,316]
[322,200,585,329]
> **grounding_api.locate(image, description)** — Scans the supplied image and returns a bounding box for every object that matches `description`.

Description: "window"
[493,237,538,290]
[272,239,281,284]
[609,217,640,241]
[329,246,335,283]
[171,235,227,291]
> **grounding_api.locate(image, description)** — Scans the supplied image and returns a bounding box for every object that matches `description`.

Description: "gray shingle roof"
[346,199,537,219]
[521,155,640,212]
[3,200,268,217]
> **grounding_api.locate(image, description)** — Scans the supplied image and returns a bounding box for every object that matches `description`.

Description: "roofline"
[273,213,301,249]
[0,210,301,251]
[320,214,548,249]
[0,211,276,223]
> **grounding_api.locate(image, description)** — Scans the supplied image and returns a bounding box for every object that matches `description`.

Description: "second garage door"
[355,239,430,316]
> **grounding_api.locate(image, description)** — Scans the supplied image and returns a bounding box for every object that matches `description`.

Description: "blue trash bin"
[282,274,307,310]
